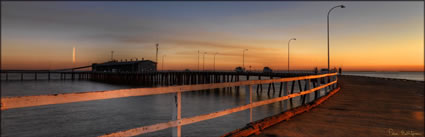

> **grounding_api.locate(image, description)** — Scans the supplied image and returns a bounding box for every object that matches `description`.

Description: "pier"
[1,72,338,137]
[1,69,317,95]
[2,71,422,137]
[224,75,424,137]
[2,1,423,137]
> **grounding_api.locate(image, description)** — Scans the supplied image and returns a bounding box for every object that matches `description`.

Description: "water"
[1,73,63,81]
[1,76,327,137]
[342,71,424,81]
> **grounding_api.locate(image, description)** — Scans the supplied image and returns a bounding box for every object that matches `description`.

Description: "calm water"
[1,76,325,137]
[342,71,424,81]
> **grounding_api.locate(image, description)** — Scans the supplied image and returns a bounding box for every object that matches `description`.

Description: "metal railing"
[1,72,338,137]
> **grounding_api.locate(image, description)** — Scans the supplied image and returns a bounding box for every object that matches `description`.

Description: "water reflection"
[1,76,328,137]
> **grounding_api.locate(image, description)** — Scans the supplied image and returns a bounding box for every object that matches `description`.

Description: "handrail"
[1,73,336,110]
[1,72,338,137]
[101,80,337,137]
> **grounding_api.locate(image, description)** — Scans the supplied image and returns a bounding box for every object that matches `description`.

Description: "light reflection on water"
[1,76,325,137]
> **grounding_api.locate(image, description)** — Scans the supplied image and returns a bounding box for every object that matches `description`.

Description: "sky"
[1,1,424,71]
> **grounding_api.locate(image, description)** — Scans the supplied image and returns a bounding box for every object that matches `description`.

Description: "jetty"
[224,75,424,137]
[2,71,423,137]
[1,71,337,137]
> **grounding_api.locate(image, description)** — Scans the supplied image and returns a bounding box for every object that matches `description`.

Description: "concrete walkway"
[254,76,424,137]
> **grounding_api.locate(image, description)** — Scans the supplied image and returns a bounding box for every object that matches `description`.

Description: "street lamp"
[203,52,207,71]
[327,5,345,72]
[213,52,218,72]
[156,44,159,63]
[162,55,166,71]
[288,38,296,73]
[242,49,248,70]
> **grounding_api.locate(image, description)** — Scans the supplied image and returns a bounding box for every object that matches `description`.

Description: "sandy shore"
[254,75,424,137]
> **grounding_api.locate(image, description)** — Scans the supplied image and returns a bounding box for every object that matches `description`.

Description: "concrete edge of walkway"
[221,86,342,137]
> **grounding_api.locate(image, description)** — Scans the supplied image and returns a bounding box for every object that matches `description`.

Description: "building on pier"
[92,59,157,72]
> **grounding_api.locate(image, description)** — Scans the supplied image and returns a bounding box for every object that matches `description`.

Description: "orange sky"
[1,2,424,71]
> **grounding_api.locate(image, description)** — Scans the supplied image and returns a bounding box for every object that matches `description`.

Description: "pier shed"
[92,59,157,72]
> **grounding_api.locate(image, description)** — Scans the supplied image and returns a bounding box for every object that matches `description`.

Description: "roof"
[93,60,157,67]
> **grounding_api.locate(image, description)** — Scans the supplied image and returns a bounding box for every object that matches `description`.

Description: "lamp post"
[327,5,345,72]
[242,49,248,70]
[162,55,166,71]
[213,52,218,72]
[288,38,296,73]
[203,52,207,71]
[197,50,200,71]
[156,44,159,63]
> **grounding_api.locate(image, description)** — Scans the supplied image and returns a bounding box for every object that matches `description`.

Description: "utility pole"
[156,44,159,63]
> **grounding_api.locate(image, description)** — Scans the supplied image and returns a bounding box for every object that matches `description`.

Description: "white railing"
[1,73,338,137]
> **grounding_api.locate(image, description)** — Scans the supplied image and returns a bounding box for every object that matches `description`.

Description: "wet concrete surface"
[254,75,424,137]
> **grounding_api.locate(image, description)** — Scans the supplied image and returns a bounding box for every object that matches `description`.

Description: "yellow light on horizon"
[73,47,76,64]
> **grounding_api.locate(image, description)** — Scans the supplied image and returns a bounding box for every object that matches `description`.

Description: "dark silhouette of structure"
[234,66,244,73]
[263,67,273,73]
[92,59,157,72]
[339,67,342,75]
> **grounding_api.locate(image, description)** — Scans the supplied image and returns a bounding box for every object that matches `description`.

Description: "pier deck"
[254,75,424,137]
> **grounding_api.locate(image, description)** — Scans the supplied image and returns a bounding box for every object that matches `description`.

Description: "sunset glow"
[1,2,423,71]
[73,47,76,64]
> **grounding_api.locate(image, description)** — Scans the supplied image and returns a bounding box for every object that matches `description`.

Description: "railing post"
[330,75,333,89]
[245,85,252,122]
[172,90,182,137]
[306,79,310,103]
[328,75,331,91]
[325,76,329,93]
[334,75,338,88]
[283,82,288,110]
[329,75,332,91]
